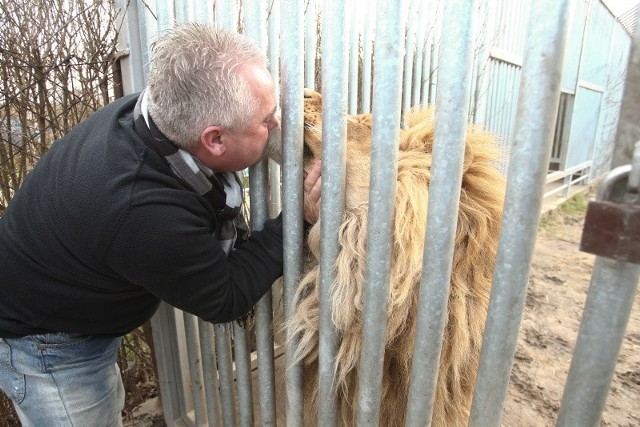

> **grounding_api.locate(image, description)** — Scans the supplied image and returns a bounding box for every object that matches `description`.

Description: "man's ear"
[200,125,226,157]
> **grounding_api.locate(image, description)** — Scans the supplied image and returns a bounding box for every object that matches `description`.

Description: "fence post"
[404,0,478,425]
[315,1,349,425]
[468,1,572,425]
[280,0,306,424]
[354,0,406,424]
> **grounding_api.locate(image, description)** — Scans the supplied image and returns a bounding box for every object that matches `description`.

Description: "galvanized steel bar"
[556,255,640,426]
[354,0,406,424]
[214,323,237,427]
[240,5,274,424]
[148,306,186,424]
[412,0,426,106]
[405,0,477,425]
[198,319,222,426]
[402,0,418,112]
[316,2,349,425]
[348,2,360,114]
[268,0,283,218]
[305,0,317,89]
[420,35,431,105]
[114,0,146,97]
[155,0,171,33]
[184,314,206,426]
[232,323,255,426]
[254,286,277,427]
[419,0,436,106]
[280,0,305,424]
[427,8,441,105]
[260,5,282,419]
[471,0,493,124]
[134,0,151,78]
[361,1,375,113]
[174,0,188,22]
[469,1,572,425]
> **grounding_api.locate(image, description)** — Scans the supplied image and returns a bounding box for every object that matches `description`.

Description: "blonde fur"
[278,89,505,426]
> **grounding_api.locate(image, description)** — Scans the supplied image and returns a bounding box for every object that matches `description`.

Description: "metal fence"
[115,0,637,425]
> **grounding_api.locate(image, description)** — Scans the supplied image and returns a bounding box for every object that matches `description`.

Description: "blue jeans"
[0,333,124,426]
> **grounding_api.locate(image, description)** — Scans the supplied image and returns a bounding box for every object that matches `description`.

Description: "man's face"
[220,64,280,171]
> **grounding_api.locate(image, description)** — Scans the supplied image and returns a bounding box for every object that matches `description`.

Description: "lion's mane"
[280,91,505,426]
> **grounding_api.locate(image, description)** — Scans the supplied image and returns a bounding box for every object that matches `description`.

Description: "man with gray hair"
[0,23,321,425]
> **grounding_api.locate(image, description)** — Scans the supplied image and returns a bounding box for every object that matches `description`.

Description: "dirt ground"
[500,196,640,427]
[126,193,640,427]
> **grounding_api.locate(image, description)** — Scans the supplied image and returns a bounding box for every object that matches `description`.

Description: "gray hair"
[146,23,269,150]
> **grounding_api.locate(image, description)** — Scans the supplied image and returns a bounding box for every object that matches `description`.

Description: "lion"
[268,89,505,426]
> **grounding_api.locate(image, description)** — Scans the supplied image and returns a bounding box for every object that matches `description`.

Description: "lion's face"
[301,89,394,209]
[301,89,374,172]
[266,89,375,185]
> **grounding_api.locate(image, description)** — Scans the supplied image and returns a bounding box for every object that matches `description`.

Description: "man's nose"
[269,114,281,131]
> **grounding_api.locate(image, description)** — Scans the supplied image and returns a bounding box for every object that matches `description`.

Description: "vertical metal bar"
[254,286,277,427]
[215,323,237,427]
[280,0,305,424]
[268,0,283,218]
[405,0,477,425]
[240,4,273,425]
[184,314,206,426]
[348,1,360,114]
[428,3,441,105]
[412,0,426,106]
[508,63,520,140]
[198,319,222,426]
[149,306,187,425]
[468,1,572,425]
[361,0,376,113]
[354,0,406,424]
[174,0,189,22]
[155,0,171,33]
[496,62,507,138]
[420,43,431,105]
[305,0,317,89]
[115,0,146,94]
[317,2,349,425]
[420,0,436,106]
[134,0,151,78]
[232,323,255,426]
[556,257,640,426]
[486,60,497,133]
[402,0,418,112]
[471,0,494,124]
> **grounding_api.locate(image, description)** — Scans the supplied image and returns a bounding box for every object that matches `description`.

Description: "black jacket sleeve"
[106,195,283,323]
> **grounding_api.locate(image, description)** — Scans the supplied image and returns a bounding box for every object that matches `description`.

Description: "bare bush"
[0,1,160,423]
[0,0,120,211]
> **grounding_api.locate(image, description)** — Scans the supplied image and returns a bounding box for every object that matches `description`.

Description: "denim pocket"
[32,333,120,372]
[0,338,26,404]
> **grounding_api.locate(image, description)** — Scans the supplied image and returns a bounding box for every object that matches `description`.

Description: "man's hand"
[303,160,322,224]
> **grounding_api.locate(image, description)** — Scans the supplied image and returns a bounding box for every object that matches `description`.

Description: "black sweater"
[0,94,283,338]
